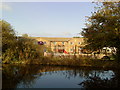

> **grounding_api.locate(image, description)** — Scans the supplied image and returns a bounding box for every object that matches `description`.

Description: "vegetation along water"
[1,2,120,89]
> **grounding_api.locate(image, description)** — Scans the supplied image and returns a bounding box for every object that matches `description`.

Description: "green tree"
[22,34,29,37]
[82,2,120,61]
[1,20,43,63]
[1,20,17,53]
[16,37,42,60]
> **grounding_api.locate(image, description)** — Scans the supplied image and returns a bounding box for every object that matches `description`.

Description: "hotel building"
[33,37,85,54]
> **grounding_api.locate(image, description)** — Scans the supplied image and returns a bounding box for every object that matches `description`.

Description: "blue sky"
[2,2,96,37]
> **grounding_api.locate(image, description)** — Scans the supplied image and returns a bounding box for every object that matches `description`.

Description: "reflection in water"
[2,64,120,88]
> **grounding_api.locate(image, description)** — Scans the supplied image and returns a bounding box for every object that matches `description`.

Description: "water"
[2,64,120,88]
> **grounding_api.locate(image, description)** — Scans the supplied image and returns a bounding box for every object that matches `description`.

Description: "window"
[70,49,73,51]
[78,42,81,44]
[44,41,46,44]
[44,49,46,52]
[53,42,56,45]
[80,47,83,50]
[70,42,73,45]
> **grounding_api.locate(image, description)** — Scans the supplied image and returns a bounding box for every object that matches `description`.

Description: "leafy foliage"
[82,2,120,61]
[1,20,43,63]
[1,20,17,53]
[80,75,118,88]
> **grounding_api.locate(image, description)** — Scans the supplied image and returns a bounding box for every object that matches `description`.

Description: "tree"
[22,34,29,37]
[1,20,17,53]
[1,20,42,63]
[82,2,120,61]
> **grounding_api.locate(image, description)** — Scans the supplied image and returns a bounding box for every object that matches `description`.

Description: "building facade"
[33,37,85,54]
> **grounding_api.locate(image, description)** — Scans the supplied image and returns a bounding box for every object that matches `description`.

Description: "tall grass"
[14,56,118,69]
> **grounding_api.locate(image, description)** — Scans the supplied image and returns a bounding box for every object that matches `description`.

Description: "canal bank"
[3,57,120,70]
[2,64,120,88]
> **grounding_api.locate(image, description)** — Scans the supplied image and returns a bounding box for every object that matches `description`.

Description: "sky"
[1,2,96,37]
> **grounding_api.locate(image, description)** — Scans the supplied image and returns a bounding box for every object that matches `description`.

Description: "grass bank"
[6,56,120,69]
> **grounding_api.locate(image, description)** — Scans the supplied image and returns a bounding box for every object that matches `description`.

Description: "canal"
[2,64,120,88]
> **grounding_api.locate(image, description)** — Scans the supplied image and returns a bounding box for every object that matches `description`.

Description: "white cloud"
[0,3,12,11]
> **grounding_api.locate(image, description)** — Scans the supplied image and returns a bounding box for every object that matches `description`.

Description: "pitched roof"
[31,37,84,42]
[33,37,72,42]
